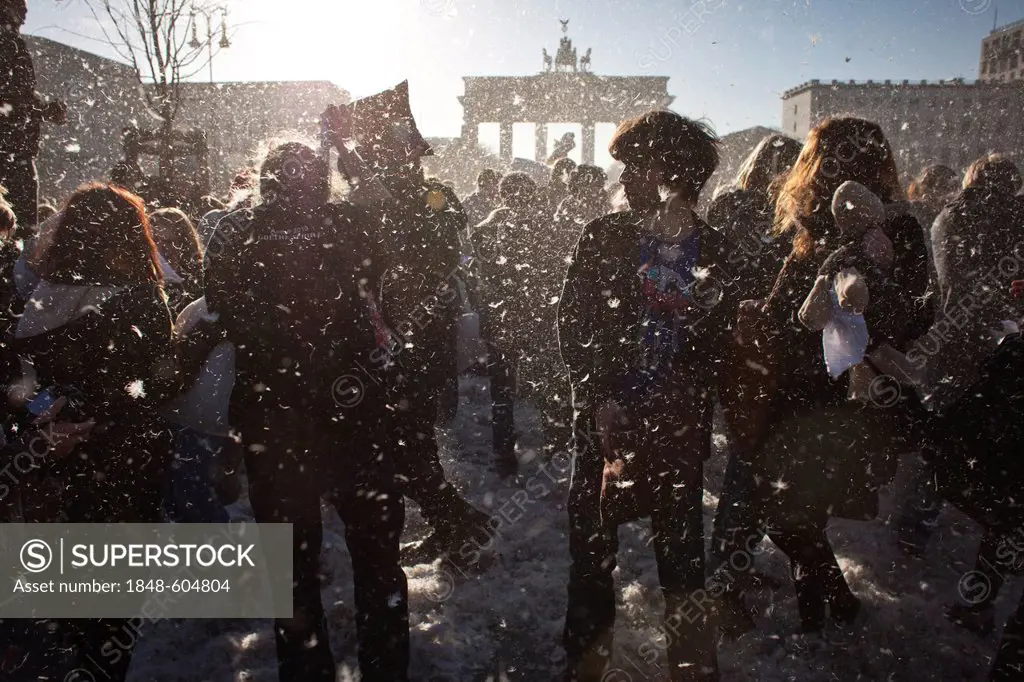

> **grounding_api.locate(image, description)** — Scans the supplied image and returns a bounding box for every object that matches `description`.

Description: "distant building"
[980,18,1024,83]
[25,35,349,202]
[780,78,1024,178]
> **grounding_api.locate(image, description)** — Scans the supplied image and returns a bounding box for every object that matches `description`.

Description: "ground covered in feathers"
[127,376,1019,682]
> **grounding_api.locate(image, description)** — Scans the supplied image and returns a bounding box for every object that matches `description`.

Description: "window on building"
[793,104,798,115]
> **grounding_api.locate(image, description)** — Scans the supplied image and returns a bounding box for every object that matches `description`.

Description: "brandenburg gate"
[458,20,675,165]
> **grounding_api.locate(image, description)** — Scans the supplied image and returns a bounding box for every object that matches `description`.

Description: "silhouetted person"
[206,142,410,682]
[0,0,66,232]
[558,110,733,682]
[463,168,502,231]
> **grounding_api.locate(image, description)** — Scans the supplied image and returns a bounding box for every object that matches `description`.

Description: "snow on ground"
[127,374,1020,682]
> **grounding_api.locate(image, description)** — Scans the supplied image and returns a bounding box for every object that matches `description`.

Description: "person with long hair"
[707,133,802,301]
[724,116,931,634]
[705,134,801,583]
[149,207,204,314]
[10,182,179,681]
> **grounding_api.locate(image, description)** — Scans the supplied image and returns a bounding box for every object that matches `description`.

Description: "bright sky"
[26,0,1024,169]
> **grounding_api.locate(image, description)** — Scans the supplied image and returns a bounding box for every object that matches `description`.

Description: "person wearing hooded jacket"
[204,142,410,682]
[8,182,179,682]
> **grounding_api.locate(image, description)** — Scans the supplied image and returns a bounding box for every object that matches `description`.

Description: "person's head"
[226,168,258,210]
[38,183,160,286]
[499,172,537,213]
[550,158,577,190]
[775,116,900,258]
[907,164,959,202]
[149,207,203,275]
[259,142,329,211]
[963,154,1022,196]
[477,168,502,197]
[609,110,720,213]
[1,0,27,29]
[736,134,803,197]
[569,164,607,201]
[36,203,58,224]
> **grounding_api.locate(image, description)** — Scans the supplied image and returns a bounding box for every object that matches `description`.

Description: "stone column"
[499,121,514,162]
[460,119,479,146]
[535,122,548,163]
[581,121,595,164]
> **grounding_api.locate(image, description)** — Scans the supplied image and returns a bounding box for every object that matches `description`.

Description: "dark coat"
[470,203,572,406]
[765,203,932,411]
[205,201,386,423]
[706,187,788,302]
[558,208,740,416]
[12,282,178,521]
[754,204,932,520]
[375,181,466,389]
[923,187,1024,411]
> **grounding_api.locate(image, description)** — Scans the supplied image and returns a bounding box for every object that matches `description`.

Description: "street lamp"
[189,4,230,84]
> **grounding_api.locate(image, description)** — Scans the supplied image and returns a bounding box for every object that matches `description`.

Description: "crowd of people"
[4,1,1024,680]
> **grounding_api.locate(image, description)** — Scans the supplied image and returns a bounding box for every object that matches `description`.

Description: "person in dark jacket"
[462,168,502,233]
[325,83,489,566]
[9,183,178,682]
[541,156,577,219]
[723,117,931,635]
[558,110,735,682]
[704,133,800,574]
[913,154,1024,636]
[205,142,410,682]
[706,133,801,303]
[471,172,569,476]
[0,0,66,231]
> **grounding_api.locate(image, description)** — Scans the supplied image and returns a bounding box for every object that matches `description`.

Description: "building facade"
[780,78,1024,178]
[25,35,349,202]
[459,22,673,165]
[980,19,1024,83]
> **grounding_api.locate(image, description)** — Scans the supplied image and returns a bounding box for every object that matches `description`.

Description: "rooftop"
[989,18,1024,36]
[780,77,1024,99]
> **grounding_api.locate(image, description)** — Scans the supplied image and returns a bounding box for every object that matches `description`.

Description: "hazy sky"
[25,0,1024,167]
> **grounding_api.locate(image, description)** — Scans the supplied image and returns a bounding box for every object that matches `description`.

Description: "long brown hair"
[774,116,901,258]
[37,183,162,286]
